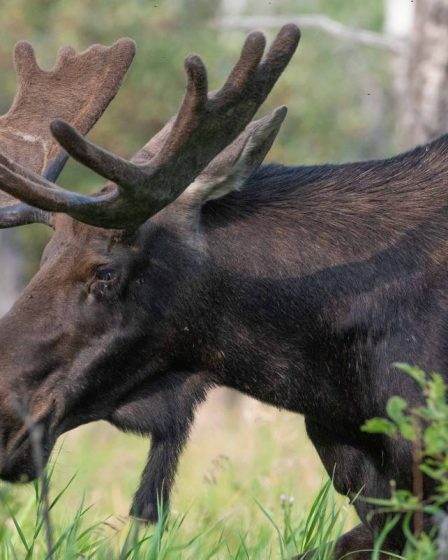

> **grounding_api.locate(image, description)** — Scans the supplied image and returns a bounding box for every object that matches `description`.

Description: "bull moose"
[0,24,445,558]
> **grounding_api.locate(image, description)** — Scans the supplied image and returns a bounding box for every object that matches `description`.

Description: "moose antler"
[0,38,135,227]
[0,25,300,230]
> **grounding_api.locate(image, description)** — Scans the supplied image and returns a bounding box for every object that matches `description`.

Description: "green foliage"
[362,364,448,559]
[362,417,398,438]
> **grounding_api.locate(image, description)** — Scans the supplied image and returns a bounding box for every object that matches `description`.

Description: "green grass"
[0,390,355,559]
[0,475,346,559]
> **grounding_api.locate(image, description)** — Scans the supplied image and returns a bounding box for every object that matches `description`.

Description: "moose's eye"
[90,267,120,299]
[95,267,118,283]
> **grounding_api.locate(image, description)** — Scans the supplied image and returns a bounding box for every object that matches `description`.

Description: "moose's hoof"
[129,499,160,524]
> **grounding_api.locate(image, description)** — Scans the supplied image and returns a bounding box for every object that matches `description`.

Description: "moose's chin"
[0,436,53,484]
[1,459,39,483]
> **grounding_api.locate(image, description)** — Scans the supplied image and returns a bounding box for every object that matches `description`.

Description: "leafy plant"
[362,363,448,559]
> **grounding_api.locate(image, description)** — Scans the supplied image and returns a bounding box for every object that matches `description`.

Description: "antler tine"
[154,55,209,164]
[0,196,49,227]
[0,163,119,215]
[0,37,135,228]
[0,25,300,230]
[214,31,266,101]
[0,153,53,226]
[49,120,145,189]
[258,24,302,94]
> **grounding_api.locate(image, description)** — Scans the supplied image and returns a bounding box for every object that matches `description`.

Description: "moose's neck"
[204,135,448,275]
[196,136,448,426]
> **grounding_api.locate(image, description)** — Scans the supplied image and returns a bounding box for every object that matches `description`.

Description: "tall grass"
[0,392,352,559]
[0,472,346,559]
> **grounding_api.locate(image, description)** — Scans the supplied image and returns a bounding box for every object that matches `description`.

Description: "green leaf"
[361,418,398,437]
[386,396,408,425]
[393,363,426,388]
[428,373,446,406]
[399,419,417,441]
[419,463,442,480]
[423,425,446,455]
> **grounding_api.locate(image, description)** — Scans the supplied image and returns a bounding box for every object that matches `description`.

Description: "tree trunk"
[389,0,448,147]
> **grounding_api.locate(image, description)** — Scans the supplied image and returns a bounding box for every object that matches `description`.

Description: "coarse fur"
[2,133,448,558]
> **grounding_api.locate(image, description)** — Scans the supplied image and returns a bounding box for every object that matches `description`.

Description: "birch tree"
[396,0,448,146]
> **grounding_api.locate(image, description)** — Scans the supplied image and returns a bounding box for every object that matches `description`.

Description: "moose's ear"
[183,106,287,205]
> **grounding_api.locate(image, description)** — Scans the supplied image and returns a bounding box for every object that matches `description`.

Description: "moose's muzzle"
[0,403,56,483]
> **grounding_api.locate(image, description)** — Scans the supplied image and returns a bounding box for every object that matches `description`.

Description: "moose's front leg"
[131,431,186,523]
[109,371,209,522]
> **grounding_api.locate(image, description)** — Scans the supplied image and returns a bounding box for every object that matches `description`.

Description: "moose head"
[0,26,300,519]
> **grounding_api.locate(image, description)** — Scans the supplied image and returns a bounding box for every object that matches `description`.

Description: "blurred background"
[0,0,447,543]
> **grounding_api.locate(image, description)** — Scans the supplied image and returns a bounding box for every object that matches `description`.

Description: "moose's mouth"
[0,408,56,483]
[1,438,47,483]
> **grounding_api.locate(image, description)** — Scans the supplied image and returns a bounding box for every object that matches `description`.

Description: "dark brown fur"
[1,133,448,557]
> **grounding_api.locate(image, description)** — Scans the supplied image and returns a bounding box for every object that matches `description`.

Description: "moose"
[0,24,446,558]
